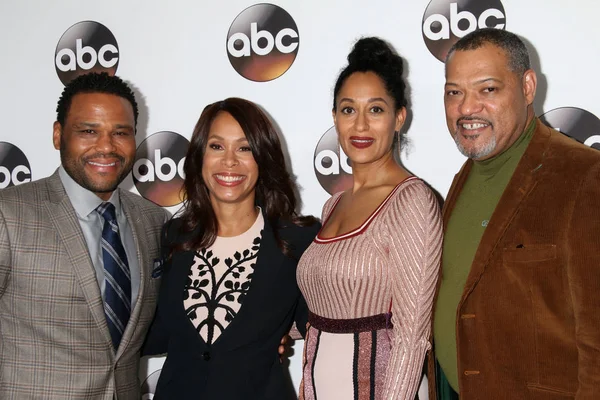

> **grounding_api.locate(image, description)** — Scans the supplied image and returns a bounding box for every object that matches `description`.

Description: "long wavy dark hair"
[173,97,316,257]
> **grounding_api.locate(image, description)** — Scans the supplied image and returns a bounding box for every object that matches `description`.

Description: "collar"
[58,166,122,218]
[472,118,536,176]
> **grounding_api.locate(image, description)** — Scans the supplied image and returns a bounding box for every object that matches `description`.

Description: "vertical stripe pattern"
[297,178,442,398]
[301,326,393,400]
[97,202,131,350]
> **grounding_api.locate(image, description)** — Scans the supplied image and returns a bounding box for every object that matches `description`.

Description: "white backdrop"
[1,0,599,397]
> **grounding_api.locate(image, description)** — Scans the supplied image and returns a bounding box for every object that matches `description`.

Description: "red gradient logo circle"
[226,3,299,82]
[422,0,506,62]
[55,21,119,85]
[133,131,189,207]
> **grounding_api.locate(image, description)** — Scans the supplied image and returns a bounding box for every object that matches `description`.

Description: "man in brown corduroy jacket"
[429,28,600,400]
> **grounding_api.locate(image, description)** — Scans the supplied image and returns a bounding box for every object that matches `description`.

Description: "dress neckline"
[315,176,418,243]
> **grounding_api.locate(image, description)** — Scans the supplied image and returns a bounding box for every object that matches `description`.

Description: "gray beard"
[454,131,497,160]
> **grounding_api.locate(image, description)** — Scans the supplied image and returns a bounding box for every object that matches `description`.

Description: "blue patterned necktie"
[97,202,131,350]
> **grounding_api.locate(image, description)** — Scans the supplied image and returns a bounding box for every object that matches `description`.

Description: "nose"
[221,149,239,167]
[355,110,369,132]
[458,92,483,116]
[95,132,117,153]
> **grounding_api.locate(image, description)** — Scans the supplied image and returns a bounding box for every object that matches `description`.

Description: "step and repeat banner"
[1,0,599,398]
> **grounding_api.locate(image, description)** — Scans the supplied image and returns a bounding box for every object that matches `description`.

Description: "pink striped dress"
[297,177,442,400]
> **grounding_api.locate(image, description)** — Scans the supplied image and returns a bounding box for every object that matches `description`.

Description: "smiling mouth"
[350,136,374,148]
[213,174,248,187]
[88,161,117,167]
[461,122,489,130]
[215,174,245,182]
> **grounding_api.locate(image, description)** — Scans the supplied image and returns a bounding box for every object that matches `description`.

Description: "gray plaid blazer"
[0,170,168,399]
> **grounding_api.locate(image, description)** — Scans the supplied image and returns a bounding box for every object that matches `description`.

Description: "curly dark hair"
[56,72,139,127]
[333,37,407,112]
[174,97,317,257]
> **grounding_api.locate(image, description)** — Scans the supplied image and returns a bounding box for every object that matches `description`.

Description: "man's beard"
[60,139,131,194]
[453,130,497,160]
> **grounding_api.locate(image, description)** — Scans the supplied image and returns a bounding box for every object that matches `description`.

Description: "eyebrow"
[338,97,390,104]
[207,135,249,142]
[72,122,134,130]
[445,78,501,87]
[73,122,101,128]
[114,124,134,130]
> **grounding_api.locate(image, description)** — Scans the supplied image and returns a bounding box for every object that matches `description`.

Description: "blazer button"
[202,351,211,361]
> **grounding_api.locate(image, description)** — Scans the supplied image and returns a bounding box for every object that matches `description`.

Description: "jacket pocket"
[527,383,575,399]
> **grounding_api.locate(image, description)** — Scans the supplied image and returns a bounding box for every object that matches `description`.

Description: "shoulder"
[0,176,47,200]
[0,177,51,215]
[275,218,321,257]
[390,177,439,209]
[528,127,600,195]
[163,216,184,240]
[276,218,321,241]
[544,125,600,171]
[120,189,169,221]
[160,216,198,250]
[383,177,442,226]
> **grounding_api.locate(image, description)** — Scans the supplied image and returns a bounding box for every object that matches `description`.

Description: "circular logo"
[0,142,32,189]
[540,107,600,150]
[55,21,119,85]
[132,132,189,207]
[226,3,300,82]
[313,126,353,195]
[422,0,506,62]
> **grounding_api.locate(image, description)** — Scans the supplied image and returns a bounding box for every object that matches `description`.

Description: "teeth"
[216,175,244,182]
[89,161,116,167]
[462,123,487,130]
[352,139,373,143]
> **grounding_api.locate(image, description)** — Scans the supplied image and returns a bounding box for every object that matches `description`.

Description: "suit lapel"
[44,172,113,349]
[115,191,146,360]
[216,220,284,350]
[459,119,551,301]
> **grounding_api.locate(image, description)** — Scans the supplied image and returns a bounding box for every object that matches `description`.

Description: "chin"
[212,192,248,205]
[346,150,375,162]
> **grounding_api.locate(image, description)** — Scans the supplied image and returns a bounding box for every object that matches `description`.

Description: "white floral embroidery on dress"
[183,212,264,344]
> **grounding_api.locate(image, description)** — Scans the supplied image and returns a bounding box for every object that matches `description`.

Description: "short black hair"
[56,72,139,127]
[333,37,407,112]
[446,28,531,75]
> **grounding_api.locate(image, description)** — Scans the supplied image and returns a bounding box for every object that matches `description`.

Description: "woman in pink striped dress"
[297,37,443,400]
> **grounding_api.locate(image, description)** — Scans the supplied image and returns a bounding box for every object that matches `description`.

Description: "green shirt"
[433,119,536,392]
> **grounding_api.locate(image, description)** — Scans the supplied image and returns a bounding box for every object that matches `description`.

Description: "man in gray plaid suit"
[0,73,169,399]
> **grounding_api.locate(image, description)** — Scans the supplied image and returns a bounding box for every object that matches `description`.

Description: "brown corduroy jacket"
[428,119,600,400]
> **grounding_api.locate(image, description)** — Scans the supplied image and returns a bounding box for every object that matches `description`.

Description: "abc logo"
[540,107,600,151]
[422,0,506,62]
[226,3,299,82]
[314,126,353,195]
[0,142,32,189]
[133,132,189,207]
[55,21,119,85]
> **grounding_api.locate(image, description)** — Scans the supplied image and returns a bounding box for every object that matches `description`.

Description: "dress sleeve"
[382,181,443,399]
